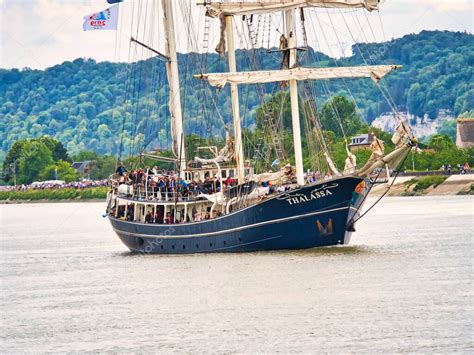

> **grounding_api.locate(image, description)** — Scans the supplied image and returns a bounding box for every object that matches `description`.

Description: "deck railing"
[108,174,220,203]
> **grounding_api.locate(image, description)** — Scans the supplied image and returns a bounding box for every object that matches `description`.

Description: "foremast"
[285,8,305,185]
[224,16,245,184]
[162,0,186,174]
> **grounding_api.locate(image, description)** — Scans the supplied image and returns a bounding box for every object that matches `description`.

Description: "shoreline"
[0,198,105,204]
[369,174,473,197]
[0,186,108,204]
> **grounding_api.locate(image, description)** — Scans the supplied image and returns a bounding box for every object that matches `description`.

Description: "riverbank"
[370,174,473,196]
[0,187,108,203]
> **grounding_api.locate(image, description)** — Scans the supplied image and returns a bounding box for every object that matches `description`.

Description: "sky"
[0,0,472,70]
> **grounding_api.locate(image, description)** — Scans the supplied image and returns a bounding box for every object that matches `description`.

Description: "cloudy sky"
[0,0,472,70]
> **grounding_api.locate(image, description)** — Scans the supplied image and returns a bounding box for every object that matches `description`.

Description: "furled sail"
[195,65,401,88]
[252,164,296,185]
[203,0,380,18]
[323,152,341,176]
[356,134,385,176]
[344,145,357,174]
[195,128,236,164]
[391,119,411,147]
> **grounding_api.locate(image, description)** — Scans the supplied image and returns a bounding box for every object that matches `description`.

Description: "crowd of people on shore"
[0,179,108,192]
[441,162,470,175]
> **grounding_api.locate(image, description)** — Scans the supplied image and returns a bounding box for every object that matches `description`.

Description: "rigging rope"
[341,9,400,115]
[348,153,409,226]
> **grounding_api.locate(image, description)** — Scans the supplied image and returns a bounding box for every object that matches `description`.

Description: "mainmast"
[285,8,305,185]
[225,16,245,185]
[162,0,186,175]
[197,0,388,184]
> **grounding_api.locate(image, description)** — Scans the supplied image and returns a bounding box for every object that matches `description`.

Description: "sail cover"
[203,0,380,18]
[195,65,401,88]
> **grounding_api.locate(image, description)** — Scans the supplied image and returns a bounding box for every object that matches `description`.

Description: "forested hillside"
[0,30,472,162]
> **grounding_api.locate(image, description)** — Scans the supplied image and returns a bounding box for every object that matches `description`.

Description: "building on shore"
[72,160,94,178]
[456,118,474,148]
[371,110,456,138]
[348,133,376,152]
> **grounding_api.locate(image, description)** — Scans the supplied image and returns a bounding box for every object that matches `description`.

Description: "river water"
[0,196,472,352]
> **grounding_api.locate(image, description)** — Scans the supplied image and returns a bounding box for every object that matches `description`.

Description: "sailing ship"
[105,0,417,253]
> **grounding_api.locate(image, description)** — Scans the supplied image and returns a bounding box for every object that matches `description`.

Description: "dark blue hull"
[109,176,369,254]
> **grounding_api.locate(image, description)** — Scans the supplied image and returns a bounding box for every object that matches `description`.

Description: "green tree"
[72,150,99,161]
[255,91,292,131]
[89,155,116,180]
[36,135,71,162]
[40,160,79,182]
[437,120,457,142]
[17,141,53,184]
[407,83,425,118]
[459,110,474,118]
[428,134,456,151]
[319,95,363,139]
[2,139,27,184]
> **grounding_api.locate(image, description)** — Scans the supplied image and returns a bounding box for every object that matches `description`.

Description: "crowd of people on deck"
[142,209,218,224]
[305,171,332,184]
[111,200,220,224]
[110,162,323,224]
[113,161,239,200]
[112,160,344,202]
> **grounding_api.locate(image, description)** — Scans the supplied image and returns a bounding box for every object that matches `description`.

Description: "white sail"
[202,0,380,17]
[195,65,401,88]
[252,164,296,184]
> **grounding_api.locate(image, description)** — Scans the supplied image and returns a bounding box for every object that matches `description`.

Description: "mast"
[197,0,388,185]
[285,9,305,186]
[162,0,186,175]
[225,15,245,185]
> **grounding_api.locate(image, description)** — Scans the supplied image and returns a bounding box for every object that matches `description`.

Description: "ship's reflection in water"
[1,196,472,352]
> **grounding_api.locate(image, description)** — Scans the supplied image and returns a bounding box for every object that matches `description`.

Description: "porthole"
[138,238,145,246]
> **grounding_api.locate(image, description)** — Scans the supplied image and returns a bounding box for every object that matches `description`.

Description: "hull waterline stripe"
[113,206,349,239]
[129,234,285,253]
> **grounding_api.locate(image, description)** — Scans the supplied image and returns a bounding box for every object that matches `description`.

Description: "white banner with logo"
[83,4,119,31]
